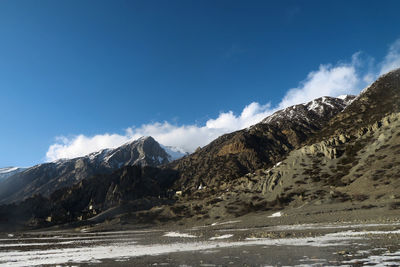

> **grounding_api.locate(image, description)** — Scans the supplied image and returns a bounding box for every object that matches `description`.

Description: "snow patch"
[2,226,399,266]
[211,220,241,226]
[209,234,233,240]
[343,249,400,265]
[163,232,197,238]
[268,211,282,218]
[0,231,362,267]
[337,94,348,100]
[0,167,19,173]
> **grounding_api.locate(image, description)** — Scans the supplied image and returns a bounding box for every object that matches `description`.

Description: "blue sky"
[1,0,400,167]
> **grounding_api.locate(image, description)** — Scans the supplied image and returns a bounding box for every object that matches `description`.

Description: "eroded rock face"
[311,68,400,143]
[169,96,355,193]
[226,111,400,210]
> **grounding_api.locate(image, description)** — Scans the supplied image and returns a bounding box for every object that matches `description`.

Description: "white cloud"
[46,102,274,161]
[277,63,360,109]
[45,38,400,162]
[380,39,400,75]
[46,133,132,161]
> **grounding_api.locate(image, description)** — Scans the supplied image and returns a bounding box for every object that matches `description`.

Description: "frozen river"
[1,221,400,266]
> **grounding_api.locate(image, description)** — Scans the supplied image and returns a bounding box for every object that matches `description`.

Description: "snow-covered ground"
[1,222,399,266]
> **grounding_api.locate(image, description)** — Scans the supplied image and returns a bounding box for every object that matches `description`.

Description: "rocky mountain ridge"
[1,69,400,230]
[310,68,400,143]
[168,95,355,193]
[163,69,400,221]
[0,136,182,204]
[0,94,360,227]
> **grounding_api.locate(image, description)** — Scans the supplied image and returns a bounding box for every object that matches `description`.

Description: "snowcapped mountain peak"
[49,136,185,169]
[138,136,152,141]
[262,95,356,125]
[123,136,188,162]
[0,136,187,203]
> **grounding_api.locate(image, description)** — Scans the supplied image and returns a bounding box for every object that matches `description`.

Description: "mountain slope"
[311,68,400,143]
[0,95,356,227]
[168,95,355,193]
[3,70,400,229]
[0,136,179,204]
[176,68,400,219]
[0,165,179,228]
[0,167,27,182]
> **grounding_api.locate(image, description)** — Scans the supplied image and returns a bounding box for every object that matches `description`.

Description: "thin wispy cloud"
[45,38,400,162]
[379,39,400,75]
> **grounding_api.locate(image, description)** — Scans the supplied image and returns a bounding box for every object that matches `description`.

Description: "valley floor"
[1,204,400,266]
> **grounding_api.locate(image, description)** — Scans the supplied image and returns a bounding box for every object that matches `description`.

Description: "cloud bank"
[46,102,273,161]
[46,38,400,162]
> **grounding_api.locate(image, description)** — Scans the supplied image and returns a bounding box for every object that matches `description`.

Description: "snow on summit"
[262,95,356,125]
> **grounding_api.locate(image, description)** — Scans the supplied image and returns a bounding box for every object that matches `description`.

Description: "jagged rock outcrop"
[0,136,177,204]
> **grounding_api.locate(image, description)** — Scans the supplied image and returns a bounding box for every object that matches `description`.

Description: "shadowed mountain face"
[0,165,179,227]
[0,136,176,204]
[168,95,355,193]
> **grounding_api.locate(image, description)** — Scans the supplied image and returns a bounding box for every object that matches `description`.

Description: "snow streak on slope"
[0,167,27,182]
